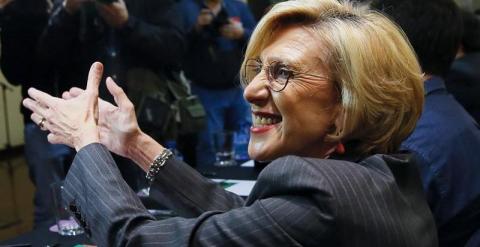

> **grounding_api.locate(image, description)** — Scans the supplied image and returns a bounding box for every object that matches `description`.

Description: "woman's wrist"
[126,131,165,172]
[74,129,100,151]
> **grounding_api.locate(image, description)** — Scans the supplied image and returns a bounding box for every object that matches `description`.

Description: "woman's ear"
[325,106,345,142]
[334,107,345,136]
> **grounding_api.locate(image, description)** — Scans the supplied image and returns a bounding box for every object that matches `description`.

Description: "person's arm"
[61,75,245,217]
[127,132,245,218]
[63,144,330,246]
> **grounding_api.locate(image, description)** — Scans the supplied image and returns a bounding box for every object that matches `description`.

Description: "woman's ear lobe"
[335,142,345,154]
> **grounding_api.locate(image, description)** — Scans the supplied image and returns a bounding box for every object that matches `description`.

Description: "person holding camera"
[178,0,256,167]
[38,0,187,191]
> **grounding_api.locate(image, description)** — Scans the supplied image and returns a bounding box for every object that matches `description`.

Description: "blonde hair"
[240,0,424,156]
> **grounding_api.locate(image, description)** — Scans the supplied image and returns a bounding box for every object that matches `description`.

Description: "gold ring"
[38,118,46,129]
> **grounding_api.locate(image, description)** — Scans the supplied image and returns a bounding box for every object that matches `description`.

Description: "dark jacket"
[446,52,480,123]
[39,0,187,100]
[0,0,52,123]
[402,77,480,247]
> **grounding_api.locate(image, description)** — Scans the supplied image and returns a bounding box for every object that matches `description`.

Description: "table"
[1,165,262,246]
[0,222,92,246]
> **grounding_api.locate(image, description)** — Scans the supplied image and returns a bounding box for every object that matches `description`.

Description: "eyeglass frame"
[243,58,330,92]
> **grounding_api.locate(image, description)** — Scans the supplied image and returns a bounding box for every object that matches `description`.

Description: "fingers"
[86,62,104,95]
[70,87,84,96]
[23,98,49,117]
[113,0,126,8]
[62,87,84,100]
[27,87,57,108]
[106,77,133,110]
[47,133,70,147]
[200,9,213,15]
[198,9,213,25]
[96,3,112,15]
[47,133,61,144]
[62,91,72,100]
[31,113,48,131]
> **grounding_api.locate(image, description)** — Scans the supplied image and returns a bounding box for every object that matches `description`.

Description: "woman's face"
[244,26,340,161]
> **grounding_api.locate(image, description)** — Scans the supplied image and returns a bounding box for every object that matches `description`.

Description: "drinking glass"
[212,131,237,166]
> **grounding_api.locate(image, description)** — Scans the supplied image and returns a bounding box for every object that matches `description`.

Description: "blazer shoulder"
[255,154,412,199]
[270,154,398,181]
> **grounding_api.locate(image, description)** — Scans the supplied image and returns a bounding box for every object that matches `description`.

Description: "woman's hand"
[22,62,103,151]
[63,77,141,158]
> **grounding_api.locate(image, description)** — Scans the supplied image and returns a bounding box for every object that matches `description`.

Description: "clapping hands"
[22,62,103,151]
[62,76,141,158]
[23,62,142,157]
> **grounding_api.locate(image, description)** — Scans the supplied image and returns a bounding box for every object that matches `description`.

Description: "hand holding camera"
[219,18,244,40]
[195,8,214,31]
[95,0,129,29]
[0,0,13,9]
[63,0,91,14]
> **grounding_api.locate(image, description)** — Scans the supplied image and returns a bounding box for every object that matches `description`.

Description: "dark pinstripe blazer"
[63,143,438,246]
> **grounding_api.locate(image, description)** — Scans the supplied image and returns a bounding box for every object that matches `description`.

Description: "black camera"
[202,2,230,37]
[211,7,230,30]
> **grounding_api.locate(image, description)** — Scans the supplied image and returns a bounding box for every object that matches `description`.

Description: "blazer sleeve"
[62,143,325,246]
[148,158,246,218]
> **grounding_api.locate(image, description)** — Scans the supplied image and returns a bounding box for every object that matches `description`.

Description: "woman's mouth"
[251,112,282,133]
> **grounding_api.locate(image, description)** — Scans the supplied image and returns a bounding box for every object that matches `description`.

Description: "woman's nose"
[243,75,270,105]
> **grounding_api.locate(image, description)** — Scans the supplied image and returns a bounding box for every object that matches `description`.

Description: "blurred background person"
[38,0,187,191]
[446,9,480,123]
[372,0,480,246]
[178,0,256,167]
[0,0,74,228]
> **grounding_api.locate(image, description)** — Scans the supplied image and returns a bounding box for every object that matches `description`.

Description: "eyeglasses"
[243,58,329,92]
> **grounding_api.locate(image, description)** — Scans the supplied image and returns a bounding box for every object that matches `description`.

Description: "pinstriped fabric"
[148,157,245,217]
[63,143,437,246]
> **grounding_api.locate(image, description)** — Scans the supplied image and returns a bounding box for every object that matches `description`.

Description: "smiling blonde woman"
[23,0,437,246]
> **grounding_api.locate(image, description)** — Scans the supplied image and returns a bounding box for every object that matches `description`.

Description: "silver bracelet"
[145,149,173,183]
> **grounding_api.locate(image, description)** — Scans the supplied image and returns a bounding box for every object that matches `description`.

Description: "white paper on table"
[212,179,256,197]
[240,160,255,167]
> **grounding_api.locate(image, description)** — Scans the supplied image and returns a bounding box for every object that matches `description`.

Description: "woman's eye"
[273,65,293,81]
[254,65,262,74]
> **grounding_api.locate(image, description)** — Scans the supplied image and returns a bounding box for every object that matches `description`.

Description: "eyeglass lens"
[244,59,292,91]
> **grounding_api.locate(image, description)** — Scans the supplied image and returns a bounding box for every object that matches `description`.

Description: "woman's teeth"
[253,115,281,127]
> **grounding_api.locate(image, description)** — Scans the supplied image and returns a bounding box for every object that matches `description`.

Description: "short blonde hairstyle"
[241,0,424,157]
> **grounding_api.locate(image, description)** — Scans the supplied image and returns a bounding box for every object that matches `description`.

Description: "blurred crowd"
[0,0,479,246]
[0,0,264,228]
